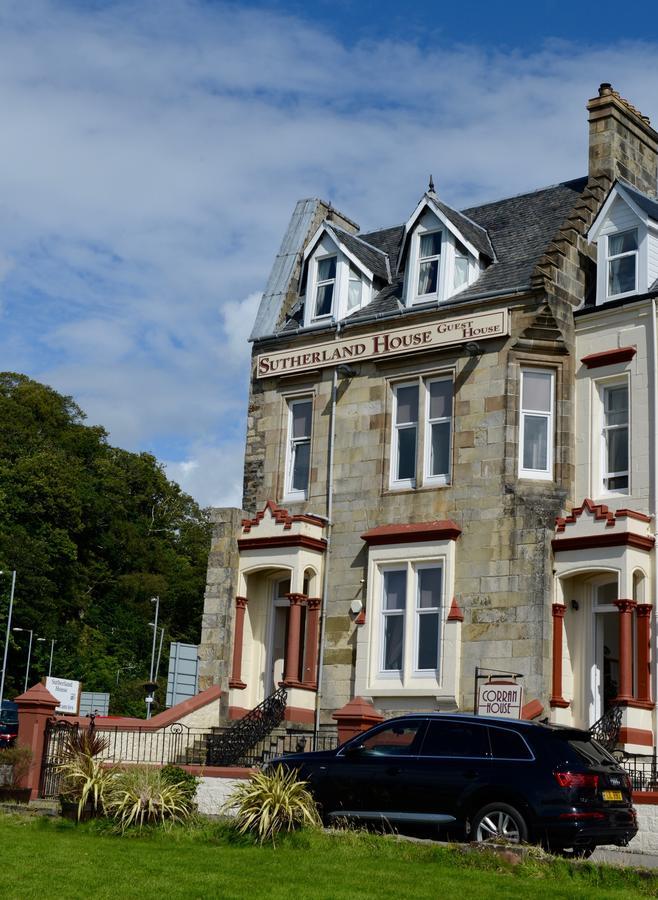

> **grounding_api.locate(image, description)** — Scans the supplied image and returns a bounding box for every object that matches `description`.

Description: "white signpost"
[45,676,81,715]
[476,681,523,719]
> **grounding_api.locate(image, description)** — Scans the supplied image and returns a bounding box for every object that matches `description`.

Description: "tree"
[0,373,211,714]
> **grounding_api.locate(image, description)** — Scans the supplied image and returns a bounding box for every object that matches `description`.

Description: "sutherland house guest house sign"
[256,309,509,378]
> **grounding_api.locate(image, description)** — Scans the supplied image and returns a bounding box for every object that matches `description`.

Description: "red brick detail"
[361,520,461,545]
[616,599,637,701]
[550,603,567,708]
[552,532,655,553]
[632,792,658,804]
[521,699,544,720]
[355,608,366,625]
[555,498,652,533]
[284,705,315,725]
[14,683,61,799]
[619,727,654,747]
[332,696,384,744]
[581,346,636,369]
[241,500,327,532]
[238,535,328,552]
[447,597,464,622]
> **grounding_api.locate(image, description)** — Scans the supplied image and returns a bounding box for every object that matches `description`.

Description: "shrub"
[160,765,199,808]
[104,766,193,832]
[0,745,33,786]
[224,764,321,846]
[58,727,115,820]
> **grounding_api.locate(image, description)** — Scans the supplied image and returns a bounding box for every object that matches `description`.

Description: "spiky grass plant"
[224,765,322,846]
[58,729,116,820]
[104,766,193,833]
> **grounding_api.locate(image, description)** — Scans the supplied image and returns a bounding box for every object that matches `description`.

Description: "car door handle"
[386,766,402,776]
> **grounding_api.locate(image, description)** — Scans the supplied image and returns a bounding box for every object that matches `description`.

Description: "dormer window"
[347,264,363,313]
[607,229,637,297]
[314,255,337,317]
[453,240,469,291]
[417,231,442,298]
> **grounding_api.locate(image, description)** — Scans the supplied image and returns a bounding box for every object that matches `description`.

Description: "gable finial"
[428,174,436,194]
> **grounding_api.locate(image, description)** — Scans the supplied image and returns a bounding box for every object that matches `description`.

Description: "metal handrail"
[206,686,288,766]
[589,704,623,752]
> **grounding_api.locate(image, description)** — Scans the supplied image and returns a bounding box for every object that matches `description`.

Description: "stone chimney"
[588,83,658,196]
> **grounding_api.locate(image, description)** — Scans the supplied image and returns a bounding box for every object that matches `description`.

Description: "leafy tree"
[0,373,211,715]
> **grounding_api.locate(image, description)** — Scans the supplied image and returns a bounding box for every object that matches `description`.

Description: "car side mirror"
[344,743,365,757]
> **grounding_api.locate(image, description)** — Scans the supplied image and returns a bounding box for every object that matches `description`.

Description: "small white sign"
[477,681,523,719]
[45,676,81,715]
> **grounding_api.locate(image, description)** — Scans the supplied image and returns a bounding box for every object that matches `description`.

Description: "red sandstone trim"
[280,680,317,691]
[447,597,464,622]
[355,608,366,625]
[228,680,247,690]
[632,792,658,804]
[521,699,544,720]
[552,532,655,552]
[284,705,315,724]
[241,499,327,532]
[581,346,636,369]
[228,706,249,720]
[549,698,570,709]
[637,603,653,705]
[183,765,254,779]
[82,685,222,731]
[555,497,652,533]
[613,698,655,710]
[238,535,328,552]
[619,727,654,746]
[361,520,461,545]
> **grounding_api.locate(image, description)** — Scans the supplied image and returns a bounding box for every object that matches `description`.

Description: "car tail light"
[559,811,605,820]
[555,772,599,790]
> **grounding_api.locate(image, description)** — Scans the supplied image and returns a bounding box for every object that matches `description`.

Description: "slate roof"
[327,224,390,282]
[273,176,588,337]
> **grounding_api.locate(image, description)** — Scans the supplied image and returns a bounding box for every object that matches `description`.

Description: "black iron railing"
[620,751,658,792]
[589,704,623,753]
[206,686,288,767]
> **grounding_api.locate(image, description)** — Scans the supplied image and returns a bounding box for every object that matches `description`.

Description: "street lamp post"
[146,596,160,720]
[37,637,56,678]
[13,628,35,693]
[0,570,17,711]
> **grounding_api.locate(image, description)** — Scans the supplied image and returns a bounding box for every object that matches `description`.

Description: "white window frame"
[518,368,554,481]
[390,381,419,490]
[423,376,453,486]
[414,229,442,302]
[598,377,630,496]
[313,253,337,320]
[377,560,444,681]
[284,396,313,501]
[606,228,638,300]
[390,374,454,490]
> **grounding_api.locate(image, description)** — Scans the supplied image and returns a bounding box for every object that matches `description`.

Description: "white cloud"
[0,2,656,504]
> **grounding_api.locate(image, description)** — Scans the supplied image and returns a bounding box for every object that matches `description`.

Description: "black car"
[0,700,18,748]
[271,713,637,857]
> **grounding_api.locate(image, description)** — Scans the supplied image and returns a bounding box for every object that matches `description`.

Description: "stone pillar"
[615,599,637,702]
[228,596,248,690]
[199,507,244,705]
[13,683,60,800]
[636,604,652,704]
[303,597,322,688]
[332,696,384,744]
[550,604,568,708]
[283,593,305,685]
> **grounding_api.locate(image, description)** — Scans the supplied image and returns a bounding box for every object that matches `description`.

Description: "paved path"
[593,847,658,868]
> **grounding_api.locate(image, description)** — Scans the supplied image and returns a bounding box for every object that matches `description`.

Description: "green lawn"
[1,814,656,900]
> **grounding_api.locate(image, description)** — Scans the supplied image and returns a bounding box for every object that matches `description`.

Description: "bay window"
[285,397,313,500]
[519,368,554,480]
[379,563,443,677]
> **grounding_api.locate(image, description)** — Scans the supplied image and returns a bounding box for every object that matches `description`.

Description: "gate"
[39,718,79,799]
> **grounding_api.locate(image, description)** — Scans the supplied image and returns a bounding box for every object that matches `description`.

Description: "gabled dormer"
[588,180,658,304]
[300,222,390,328]
[398,188,495,307]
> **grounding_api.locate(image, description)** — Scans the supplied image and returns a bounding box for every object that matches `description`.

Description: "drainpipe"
[314,365,338,733]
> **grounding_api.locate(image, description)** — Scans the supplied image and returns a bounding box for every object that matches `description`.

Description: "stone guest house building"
[201,85,658,755]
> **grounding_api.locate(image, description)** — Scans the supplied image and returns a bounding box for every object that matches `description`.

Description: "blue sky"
[1,0,657,506]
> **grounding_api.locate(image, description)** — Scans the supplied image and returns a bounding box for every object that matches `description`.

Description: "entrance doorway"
[591,581,620,723]
[269,578,291,693]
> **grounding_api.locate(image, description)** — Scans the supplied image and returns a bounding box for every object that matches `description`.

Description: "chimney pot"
[599,83,612,96]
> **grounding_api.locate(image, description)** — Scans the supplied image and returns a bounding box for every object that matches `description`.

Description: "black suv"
[271,713,637,856]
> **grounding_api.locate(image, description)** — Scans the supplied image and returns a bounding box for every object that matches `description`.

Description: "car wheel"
[471,802,528,844]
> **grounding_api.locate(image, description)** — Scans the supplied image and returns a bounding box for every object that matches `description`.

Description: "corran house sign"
[476,681,524,719]
[257,308,509,377]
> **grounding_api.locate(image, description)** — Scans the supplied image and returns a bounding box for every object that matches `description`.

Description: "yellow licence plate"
[603,790,623,801]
